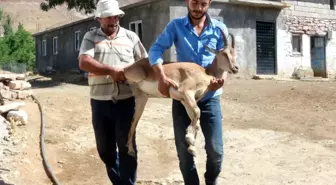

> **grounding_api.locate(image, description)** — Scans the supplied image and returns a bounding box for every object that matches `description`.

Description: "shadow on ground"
[27,72,88,89]
[0,180,14,185]
[0,168,14,185]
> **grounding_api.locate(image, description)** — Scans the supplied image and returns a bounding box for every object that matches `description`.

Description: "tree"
[0,8,3,21]
[40,0,97,14]
[3,15,13,36]
[0,22,35,70]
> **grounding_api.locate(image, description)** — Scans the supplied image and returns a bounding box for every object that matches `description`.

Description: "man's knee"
[206,141,224,164]
[96,146,117,166]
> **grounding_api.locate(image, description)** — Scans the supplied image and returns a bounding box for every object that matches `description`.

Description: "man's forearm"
[79,55,114,75]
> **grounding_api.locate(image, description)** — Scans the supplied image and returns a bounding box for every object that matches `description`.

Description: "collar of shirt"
[97,26,127,39]
[173,13,224,68]
[182,13,215,28]
[182,13,217,37]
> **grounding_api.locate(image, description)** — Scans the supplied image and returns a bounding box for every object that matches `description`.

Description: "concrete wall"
[120,0,170,60]
[35,19,99,73]
[170,0,282,77]
[283,0,336,19]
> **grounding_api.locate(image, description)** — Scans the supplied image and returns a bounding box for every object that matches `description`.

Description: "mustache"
[107,24,118,28]
[192,10,203,14]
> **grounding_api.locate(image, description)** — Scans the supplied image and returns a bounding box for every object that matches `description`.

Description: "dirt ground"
[1,76,336,185]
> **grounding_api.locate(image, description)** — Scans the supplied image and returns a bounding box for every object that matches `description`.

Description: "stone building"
[278,0,336,78]
[32,0,336,79]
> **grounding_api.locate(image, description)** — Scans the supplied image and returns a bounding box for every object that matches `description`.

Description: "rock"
[15,74,26,80]
[7,110,28,126]
[292,66,314,79]
[0,74,14,82]
[0,115,10,140]
[0,89,18,100]
[14,90,33,100]
[8,80,31,90]
[0,102,25,114]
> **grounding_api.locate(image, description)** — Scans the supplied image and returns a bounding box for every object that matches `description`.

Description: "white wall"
[277,30,313,77]
[326,31,336,78]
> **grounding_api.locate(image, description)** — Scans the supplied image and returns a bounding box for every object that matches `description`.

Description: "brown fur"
[124,32,238,157]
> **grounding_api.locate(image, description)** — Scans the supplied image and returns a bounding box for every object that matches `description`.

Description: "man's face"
[186,0,211,20]
[98,16,120,35]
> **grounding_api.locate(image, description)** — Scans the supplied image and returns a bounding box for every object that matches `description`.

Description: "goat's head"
[205,30,239,74]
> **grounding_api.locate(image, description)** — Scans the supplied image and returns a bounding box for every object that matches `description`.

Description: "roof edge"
[32,16,94,37]
[213,0,290,9]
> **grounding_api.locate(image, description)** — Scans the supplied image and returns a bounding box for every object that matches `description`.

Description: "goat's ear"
[204,45,218,54]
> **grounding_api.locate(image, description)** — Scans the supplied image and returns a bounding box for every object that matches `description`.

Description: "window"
[53,37,58,55]
[292,34,302,54]
[312,37,324,48]
[330,0,335,10]
[129,20,143,41]
[41,40,47,56]
[90,27,97,31]
[74,31,80,51]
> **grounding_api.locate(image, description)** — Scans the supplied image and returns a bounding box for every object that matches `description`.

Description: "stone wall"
[285,16,336,35]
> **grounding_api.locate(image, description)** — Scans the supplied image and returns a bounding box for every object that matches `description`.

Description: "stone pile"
[0,72,31,142]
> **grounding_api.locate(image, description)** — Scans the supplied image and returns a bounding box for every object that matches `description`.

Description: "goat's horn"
[219,28,228,48]
[229,33,235,48]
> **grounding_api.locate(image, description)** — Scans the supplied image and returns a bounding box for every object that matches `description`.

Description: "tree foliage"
[3,15,13,36]
[40,0,97,14]
[0,21,35,71]
[0,8,3,21]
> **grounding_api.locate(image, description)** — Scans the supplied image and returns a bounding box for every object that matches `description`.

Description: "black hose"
[31,94,62,185]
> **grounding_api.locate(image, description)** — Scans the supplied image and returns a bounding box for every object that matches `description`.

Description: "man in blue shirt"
[148,0,228,185]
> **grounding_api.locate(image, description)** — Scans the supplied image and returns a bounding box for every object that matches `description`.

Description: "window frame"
[41,39,47,56]
[129,20,143,41]
[291,34,302,55]
[74,31,81,51]
[330,0,335,10]
[53,36,58,55]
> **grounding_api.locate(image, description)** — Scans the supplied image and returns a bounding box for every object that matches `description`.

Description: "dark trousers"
[172,95,223,185]
[90,97,137,185]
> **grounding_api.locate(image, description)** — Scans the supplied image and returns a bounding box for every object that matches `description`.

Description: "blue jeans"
[172,95,223,185]
[90,97,137,185]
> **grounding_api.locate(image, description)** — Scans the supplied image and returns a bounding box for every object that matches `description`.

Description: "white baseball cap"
[95,0,125,19]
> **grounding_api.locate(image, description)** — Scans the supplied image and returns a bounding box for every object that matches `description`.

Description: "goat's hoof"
[187,146,196,157]
[185,134,195,146]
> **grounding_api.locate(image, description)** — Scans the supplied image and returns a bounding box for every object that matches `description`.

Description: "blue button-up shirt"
[148,14,229,101]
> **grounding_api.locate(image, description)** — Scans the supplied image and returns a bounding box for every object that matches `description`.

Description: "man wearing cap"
[78,0,148,184]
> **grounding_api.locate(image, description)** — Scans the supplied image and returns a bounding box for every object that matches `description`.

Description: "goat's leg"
[126,85,148,157]
[180,91,200,156]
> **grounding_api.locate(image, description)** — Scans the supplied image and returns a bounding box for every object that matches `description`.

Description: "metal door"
[311,36,327,77]
[256,21,276,74]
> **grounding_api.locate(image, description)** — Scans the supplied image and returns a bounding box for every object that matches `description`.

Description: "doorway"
[310,36,327,78]
[256,21,276,75]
